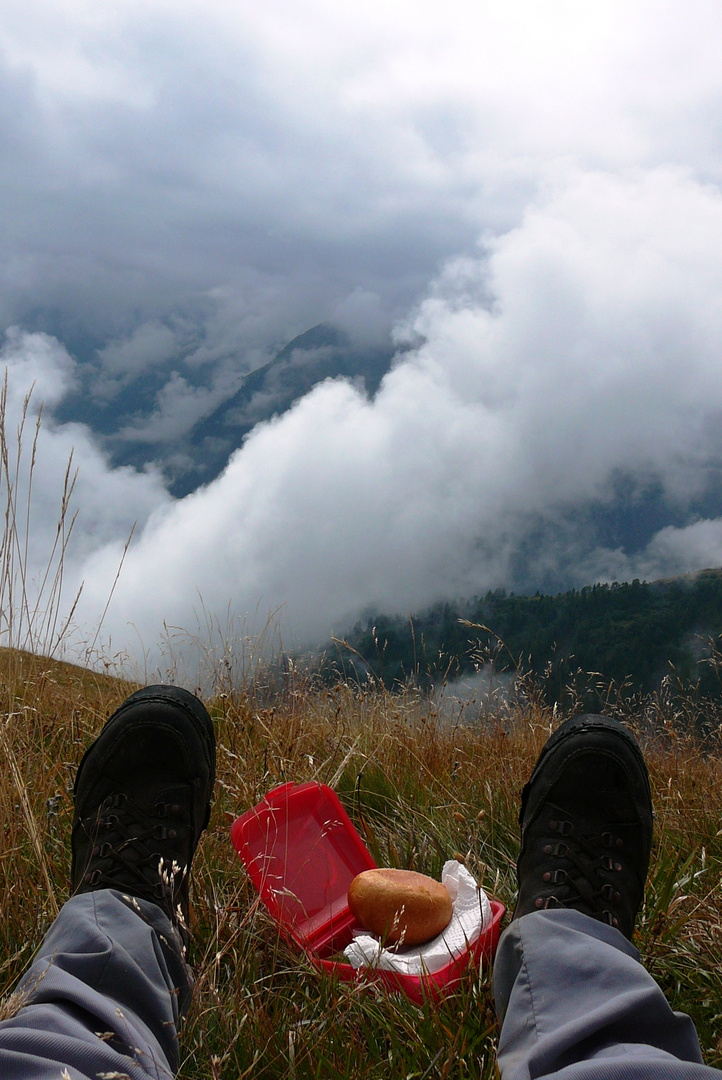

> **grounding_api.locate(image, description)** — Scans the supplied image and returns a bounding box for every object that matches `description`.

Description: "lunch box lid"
[231,781,377,953]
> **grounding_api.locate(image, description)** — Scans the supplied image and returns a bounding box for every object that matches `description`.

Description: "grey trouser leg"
[493,909,722,1080]
[0,889,190,1080]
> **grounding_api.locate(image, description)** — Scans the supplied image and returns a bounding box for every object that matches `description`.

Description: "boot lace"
[79,792,188,913]
[533,817,625,929]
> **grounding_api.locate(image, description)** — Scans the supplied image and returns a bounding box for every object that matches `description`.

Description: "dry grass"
[0,648,136,946]
[0,651,720,1076]
[185,680,722,1076]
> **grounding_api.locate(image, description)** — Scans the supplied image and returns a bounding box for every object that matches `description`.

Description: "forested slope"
[339,569,722,701]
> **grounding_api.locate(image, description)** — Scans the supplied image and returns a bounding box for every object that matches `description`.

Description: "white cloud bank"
[4,166,722,672]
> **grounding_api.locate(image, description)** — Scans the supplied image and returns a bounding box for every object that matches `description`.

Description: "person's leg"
[493,714,722,1080]
[494,908,719,1080]
[0,684,216,1080]
[0,891,186,1080]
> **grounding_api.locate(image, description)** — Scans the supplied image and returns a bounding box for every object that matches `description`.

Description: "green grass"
[1,653,722,1077]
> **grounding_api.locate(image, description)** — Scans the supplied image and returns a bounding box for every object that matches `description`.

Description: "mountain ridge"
[168,323,397,495]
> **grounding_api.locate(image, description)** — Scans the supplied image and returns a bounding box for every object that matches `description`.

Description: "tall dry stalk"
[0,373,82,657]
[0,373,136,950]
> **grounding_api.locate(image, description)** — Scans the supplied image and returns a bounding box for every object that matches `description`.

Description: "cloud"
[0,329,169,652]
[4,0,722,365]
[4,1,722,671]
[48,166,722,671]
[92,322,180,401]
[116,370,235,445]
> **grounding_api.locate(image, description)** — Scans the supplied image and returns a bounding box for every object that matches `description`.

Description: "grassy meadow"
[0,646,721,1078]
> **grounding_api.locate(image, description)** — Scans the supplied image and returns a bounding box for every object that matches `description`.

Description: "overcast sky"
[4,0,722,677]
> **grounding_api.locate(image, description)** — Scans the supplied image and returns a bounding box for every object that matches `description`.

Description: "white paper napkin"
[343,860,491,975]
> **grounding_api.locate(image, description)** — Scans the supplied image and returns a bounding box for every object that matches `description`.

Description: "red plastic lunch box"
[230,781,505,1003]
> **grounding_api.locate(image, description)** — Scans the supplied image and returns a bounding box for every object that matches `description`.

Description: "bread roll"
[347,868,453,946]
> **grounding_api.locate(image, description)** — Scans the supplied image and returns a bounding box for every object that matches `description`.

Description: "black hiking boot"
[71,685,216,948]
[514,714,653,938]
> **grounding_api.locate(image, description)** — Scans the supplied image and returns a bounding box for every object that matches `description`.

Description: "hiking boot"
[514,714,652,938]
[72,685,216,945]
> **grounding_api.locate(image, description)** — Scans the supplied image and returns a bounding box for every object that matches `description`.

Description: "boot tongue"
[553,871,601,922]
